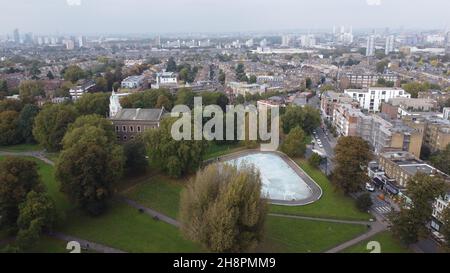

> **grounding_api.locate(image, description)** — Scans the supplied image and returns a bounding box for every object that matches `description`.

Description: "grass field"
[0,155,72,216]
[270,159,371,221]
[341,231,411,253]
[0,143,41,152]
[258,216,368,253]
[123,175,185,219]
[203,142,244,160]
[60,202,202,253]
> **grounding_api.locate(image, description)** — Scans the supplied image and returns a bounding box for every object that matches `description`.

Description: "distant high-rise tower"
[13,29,20,44]
[281,35,290,47]
[385,35,395,55]
[366,35,375,57]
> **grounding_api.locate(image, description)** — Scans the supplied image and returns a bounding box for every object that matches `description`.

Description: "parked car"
[365,183,375,192]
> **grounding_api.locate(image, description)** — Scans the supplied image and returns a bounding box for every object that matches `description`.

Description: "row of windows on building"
[115,125,143,133]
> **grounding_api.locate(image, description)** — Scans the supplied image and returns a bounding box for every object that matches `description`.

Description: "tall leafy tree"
[32,104,78,152]
[281,105,320,134]
[180,163,268,253]
[123,138,148,175]
[74,92,110,117]
[430,144,450,175]
[18,80,45,104]
[144,117,208,178]
[166,57,177,72]
[0,158,43,227]
[332,136,372,194]
[0,110,21,145]
[17,104,39,143]
[63,65,85,83]
[391,174,446,244]
[280,126,306,158]
[16,191,56,250]
[56,118,124,215]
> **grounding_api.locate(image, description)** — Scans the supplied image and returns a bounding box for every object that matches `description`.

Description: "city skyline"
[1,0,450,35]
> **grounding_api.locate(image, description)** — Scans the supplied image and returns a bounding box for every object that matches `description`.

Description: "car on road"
[365,183,375,192]
[318,144,323,148]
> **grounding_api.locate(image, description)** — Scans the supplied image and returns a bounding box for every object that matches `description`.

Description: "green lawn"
[0,143,41,152]
[270,159,371,221]
[258,216,367,253]
[203,142,244,160]
[122,175,185,219]
[341,231,411,253]
[24,236,69,253]
[60,202,202,253]
[0,155,73,218]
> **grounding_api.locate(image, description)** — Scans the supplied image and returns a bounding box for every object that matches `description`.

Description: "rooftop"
[112,108,164,121]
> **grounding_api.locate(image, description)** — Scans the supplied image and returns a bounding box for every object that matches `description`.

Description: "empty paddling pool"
[223,151,322,206]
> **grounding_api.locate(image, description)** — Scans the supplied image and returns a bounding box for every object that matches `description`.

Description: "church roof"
[112,108,164,121]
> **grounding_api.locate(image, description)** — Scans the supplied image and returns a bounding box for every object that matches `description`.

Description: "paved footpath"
[49,232,126,253]
[324,211,389,253]
[119,197,180,227]
[0,150,55,166]
[268,213,372,226]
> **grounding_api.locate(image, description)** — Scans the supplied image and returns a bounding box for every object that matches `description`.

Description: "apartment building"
[153,71,178,89]
[320,91,355,121]
[380,97,438,119]
[403,115,450,153]
[332,103,360,136]
[378,151,448,187]
[344,87,410,113]
[431,191,450,234]
[339,72,398,89]
[121,75,146,89]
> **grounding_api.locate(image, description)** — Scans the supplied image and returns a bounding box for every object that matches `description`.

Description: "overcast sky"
[1,0,449,35]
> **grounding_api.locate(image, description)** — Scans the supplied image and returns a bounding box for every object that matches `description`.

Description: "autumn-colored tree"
[0,158,43,227]
[180,163,268,252]
[18,80,45,103]
[332,136,372,194]
[74,92,110,117]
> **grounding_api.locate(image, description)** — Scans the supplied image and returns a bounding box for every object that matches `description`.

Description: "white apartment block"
[431,192,449,234]
[121,75,145,89]
[153,71,177,89]
[344,87,410,113]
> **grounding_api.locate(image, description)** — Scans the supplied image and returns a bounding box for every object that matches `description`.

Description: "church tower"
[109,89,122,118]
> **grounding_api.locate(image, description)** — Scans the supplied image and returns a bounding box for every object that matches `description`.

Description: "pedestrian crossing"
[374,206,392,214]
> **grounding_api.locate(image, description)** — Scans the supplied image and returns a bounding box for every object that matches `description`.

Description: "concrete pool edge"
[207,149,323,206]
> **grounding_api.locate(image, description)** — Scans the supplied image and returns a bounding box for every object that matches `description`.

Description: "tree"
[356,193,373,212]
[0,157,42,227]
[74,92,110,117]
[156,95,172,109]
[218,69,226,85]
[332,136,372,194]
[143,118,208,178]
[56,122,124,215]
[33,104,78,152]
[0,110,21,145]
[376,60,389,73]
[248,75,257,84]
[17,104,39,143]
[308,153,322,169]
[180,163,267,252]
[46,71,54,80]
[16,191,56,250]
[19,80,45,103]
[235,63,248,82]
[94,77,108,92]
[0,99,22,113]
[430,144,450,175]
[123,138,148,175]
[280,127,306,158]
[63,65,85,83]
[391,173,446,244]
[281,105,320,134]
[305,77,312,89]
[166,57,177,72]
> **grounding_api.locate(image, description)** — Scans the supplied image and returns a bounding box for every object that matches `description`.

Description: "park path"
[324,211,389,253]
[0,150,55,166]
[49,232,127,253]
[119,197,181,227]
[268,213,373,226]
